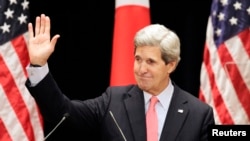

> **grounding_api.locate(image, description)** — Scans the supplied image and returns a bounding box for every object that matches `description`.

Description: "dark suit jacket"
[26,72,215,141]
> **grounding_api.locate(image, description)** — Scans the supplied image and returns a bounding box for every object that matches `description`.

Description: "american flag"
[199,0,250,124]
[0,0,44,140]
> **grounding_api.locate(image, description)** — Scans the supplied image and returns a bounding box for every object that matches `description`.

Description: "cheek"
[154,67,167,76]
[133,62,139,71]
[160,69,170,80]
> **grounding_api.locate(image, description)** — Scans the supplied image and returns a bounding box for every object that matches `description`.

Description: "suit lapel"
[124,86,147,141]
[160,87,189,141]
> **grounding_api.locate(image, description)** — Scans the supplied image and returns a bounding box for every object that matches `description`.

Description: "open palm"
[28,14,60,66]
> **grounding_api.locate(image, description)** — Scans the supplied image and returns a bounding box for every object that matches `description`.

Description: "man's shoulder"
[108,84,139,92]
[173,84,212,108]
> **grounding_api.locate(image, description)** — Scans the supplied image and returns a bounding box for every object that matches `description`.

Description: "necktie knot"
[150,96,158,107]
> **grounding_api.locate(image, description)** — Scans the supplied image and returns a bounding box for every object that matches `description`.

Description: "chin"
[138,83,150,91]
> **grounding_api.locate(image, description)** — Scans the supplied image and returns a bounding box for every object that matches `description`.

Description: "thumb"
[51,34,60,47]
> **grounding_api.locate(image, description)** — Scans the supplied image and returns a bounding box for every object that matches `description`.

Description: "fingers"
[39,14,45,34]
[34,14,50,36]
[35,15,41,36]
[30,13,59,48]
[44,15,51,37]
[28,23,34,38]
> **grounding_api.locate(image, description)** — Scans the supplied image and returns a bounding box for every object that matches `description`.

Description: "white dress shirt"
[26,63,49,86]
[144,82,174,141]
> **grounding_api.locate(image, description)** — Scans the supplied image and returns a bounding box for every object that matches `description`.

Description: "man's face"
[134,46,175,95]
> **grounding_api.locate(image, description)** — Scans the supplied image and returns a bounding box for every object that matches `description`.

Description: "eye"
[147,59,155,64]
[135,56,141,62]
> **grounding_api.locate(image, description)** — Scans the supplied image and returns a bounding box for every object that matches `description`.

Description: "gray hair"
[134,24,181,65]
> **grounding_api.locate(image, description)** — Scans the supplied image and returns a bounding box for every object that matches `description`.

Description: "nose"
[138,62,147,74]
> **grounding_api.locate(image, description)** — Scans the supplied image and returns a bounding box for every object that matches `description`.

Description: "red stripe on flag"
[203,44,234,124]
[11,35,30,77]
[0,119,12,141]
[238,29,250,57]
[198,89,205,102]
[110,4,150,86]
[0,55,35,141]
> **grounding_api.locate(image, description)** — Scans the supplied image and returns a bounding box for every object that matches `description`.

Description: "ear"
[167,61,178,73]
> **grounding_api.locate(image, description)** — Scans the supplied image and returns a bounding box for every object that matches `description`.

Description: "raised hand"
[27,14,60,66]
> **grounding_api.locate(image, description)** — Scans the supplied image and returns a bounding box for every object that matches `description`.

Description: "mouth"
[137,75,151,80]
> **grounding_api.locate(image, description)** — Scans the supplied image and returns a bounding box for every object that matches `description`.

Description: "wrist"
[30,64,41,67]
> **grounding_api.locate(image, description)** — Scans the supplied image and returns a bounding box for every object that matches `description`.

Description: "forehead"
[135,46,161,56]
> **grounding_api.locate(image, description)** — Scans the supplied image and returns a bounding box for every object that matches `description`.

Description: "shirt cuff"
[26,63,49,86]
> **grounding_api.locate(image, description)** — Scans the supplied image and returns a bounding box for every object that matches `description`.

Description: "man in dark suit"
[26,14,215,141]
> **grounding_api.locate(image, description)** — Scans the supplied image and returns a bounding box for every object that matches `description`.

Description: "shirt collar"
[144,80,174,110]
